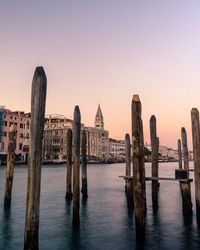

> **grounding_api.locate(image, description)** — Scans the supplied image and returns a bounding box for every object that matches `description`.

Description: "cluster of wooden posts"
[3,67,200,248]
[122,95,200,239]
[3,67,88,250]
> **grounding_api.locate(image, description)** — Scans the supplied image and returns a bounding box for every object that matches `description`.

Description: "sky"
[1,0,200,149]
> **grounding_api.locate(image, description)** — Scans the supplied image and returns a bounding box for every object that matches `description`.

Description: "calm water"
[0,163,200,250]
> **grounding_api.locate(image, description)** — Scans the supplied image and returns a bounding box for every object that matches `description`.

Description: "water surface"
[0,163,200,250]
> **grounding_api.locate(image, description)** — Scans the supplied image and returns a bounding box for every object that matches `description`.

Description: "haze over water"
[0,163,200,250]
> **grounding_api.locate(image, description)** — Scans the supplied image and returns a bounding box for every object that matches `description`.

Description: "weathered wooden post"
[179,128,192,216]
[66,128,73,201]
[125,133,133,209]
[73,106,81,226]
[4,124,17,208]
[181,127,189,170]
[150,115,159,211]
[125,133,131,178]
[191,108,200,223]
[177,139,183,169]
[180,181,193,216]
[132,95,146,237]
[81,130,88,199]
[24,66,47,250]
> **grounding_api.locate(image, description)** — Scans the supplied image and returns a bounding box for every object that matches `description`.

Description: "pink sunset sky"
[1,1,200,149]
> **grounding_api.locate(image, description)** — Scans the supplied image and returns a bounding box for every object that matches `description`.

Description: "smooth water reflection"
[0,163,200,249]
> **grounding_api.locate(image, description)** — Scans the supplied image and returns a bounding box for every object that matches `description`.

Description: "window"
[26,121,30,129]
[9,122,13,127]
[20,133,23,138]
[4,121,7,126]
[19,143,23,150]
[20,123,23,129]
[4,131,7,137]
[10,116,12,119]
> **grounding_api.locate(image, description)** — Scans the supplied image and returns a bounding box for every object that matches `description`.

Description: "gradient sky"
[1,0,200,149]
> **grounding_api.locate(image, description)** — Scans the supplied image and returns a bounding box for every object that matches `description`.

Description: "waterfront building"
[84,126,109,161]
[43,114,74,160]
[43,105,109,161]
[108,138,125,159]
[0,106,30,161]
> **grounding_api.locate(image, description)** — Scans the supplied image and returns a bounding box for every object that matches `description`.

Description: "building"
[85,104,109,160]
[43,114,74,160]
[0,106,31,161]
[42,105,109,161]
[109,138,125,159]
[85,127,109,160]
[94,104,104,129]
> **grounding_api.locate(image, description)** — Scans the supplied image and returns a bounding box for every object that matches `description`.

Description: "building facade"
[42,105,109,161]
[43,114,74,160]
[0,106,30,161]
[85,127,109,160]
[109,138,125,159]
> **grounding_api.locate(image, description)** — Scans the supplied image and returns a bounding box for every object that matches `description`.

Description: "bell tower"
[94,104,104,129]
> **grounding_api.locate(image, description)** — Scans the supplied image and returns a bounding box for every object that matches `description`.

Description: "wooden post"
[81,130,88,199]
[132,95,146,237]
[180,181,192,216]
[24,66,47,250]
[177,139,183,169]
[73,106,81,226]
[191,108,200,223]
[180,128,192,216]
[125,133,133,209]
[150,115,159,211]
[66,128,73,200]
[125,133,131,178]
[4,124,17,208]
[181,127,189,170]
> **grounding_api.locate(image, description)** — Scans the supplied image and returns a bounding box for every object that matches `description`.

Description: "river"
[0,162,199,250]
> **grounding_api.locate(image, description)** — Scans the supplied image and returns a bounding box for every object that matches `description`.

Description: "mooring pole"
[4,124,17,208]
[132,95,146,237]
[177,139,183,170]
[150,115,159,211]
[181,127,189,170]
[180,181,193,216]
[191,108,200,223]
[24,66,47,250]
[66,128,73,200]
[73,106,81,226]
[81,130,88,199]
[125,133,133,209]
[180,128,192,216]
